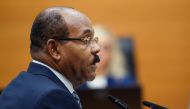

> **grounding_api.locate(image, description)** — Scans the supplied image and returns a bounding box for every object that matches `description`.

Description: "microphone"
[142,101,168,109]
[108,95,131,109]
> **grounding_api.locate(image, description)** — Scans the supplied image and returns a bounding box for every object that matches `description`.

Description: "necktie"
[72,91,82,109]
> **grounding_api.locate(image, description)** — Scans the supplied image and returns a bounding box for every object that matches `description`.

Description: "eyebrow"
[80,29,94,38]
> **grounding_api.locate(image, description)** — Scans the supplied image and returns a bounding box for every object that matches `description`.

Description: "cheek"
[75,48,95,81]
[66,46,91,65]
[61,44,96,82]
[78,49,92,65]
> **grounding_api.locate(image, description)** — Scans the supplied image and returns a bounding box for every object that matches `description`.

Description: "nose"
[90,42,100,55]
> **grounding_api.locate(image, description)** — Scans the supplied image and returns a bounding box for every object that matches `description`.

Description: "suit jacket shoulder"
[0,62,80,109]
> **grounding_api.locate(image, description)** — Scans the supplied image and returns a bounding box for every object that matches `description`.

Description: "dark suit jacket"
[0,62,81,109]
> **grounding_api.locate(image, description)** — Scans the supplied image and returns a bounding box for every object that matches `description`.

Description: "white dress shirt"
[32,60,74,94]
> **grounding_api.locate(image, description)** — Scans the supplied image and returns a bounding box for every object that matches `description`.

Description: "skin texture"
[31,7,100,88]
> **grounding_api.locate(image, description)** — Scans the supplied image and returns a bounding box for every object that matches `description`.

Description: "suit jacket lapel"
[27,62,70,92]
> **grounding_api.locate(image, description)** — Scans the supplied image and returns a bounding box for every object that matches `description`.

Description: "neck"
[31,52,82,88]
[32,52,57,71]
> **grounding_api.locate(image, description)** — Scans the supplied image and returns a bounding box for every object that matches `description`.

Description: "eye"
[81,36,91,44]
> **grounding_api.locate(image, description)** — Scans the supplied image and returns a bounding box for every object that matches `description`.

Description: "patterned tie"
[72,91,82,109]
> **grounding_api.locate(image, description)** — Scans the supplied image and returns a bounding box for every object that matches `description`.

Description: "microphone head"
[142,101,152,107]
[108,95,119,102]
[142,101,168,109]
[108,95,131,109]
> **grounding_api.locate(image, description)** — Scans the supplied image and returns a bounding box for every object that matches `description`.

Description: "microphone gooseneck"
[108,95,131,109]
[142,101,168,109]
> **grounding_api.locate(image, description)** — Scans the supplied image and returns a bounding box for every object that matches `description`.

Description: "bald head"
[30,7,92,53]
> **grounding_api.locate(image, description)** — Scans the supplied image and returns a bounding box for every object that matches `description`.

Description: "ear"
[46,39,61,60]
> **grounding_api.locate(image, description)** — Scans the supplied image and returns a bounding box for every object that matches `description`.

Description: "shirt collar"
[32,60,74,94]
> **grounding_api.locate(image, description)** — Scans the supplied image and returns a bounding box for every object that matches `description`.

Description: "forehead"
[60,10,94,38]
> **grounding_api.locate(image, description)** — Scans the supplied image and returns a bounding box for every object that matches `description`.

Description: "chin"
[87,75,96,81]
[82,65,96,80]
[77,73,95,87]
[86,71,96,81]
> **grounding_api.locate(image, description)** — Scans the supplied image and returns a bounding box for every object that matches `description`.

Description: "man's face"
[58,11,100,85]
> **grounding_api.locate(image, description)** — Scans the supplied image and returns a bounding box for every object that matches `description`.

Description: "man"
[0,7,100,109]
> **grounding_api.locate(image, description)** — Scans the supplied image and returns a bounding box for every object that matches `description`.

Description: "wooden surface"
[0,0,190,109]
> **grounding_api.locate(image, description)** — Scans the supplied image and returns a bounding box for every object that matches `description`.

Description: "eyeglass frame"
[51,36,99,46]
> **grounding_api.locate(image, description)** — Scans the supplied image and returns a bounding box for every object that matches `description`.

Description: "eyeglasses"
[52,36,99,45]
